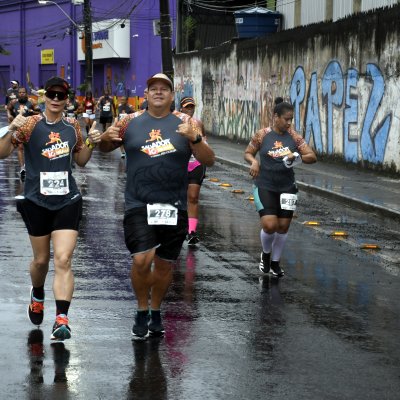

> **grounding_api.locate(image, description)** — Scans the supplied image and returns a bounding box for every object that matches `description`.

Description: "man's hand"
[100,118,122,143]
[9,108,27,132]
[176,122,197,142]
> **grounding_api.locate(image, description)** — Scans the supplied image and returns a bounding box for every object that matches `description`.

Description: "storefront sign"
[78,19,130,60]
[41,49,54,64]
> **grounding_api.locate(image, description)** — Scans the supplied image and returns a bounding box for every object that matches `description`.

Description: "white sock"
[260,230,275,254]
[271,233,288,262]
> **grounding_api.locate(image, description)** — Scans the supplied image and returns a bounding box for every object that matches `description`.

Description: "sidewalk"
[207,135,400,221]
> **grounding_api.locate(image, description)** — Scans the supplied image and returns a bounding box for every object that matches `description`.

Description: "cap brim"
[181,101,195,107]
[146,77,173,90]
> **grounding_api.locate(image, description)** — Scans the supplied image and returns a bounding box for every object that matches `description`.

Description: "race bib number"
[40,171,69,196]
[147,203,178,225]
[103,104,111,112]
[67,113,75,118]
[280,193,297,211]
[85,109,92,114]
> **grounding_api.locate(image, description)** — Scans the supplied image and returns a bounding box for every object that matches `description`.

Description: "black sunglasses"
[45,90,68,100]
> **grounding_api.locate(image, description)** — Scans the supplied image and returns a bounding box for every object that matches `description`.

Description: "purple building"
[0,0,176,101]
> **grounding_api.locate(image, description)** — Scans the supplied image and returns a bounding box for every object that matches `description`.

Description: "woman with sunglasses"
[0,76,101,342]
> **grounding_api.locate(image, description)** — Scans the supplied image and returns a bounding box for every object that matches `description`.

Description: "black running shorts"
[253,186,296,218]
[188,164,206,185]
[99,116,113,124]
[123,206,188,261]
[17,198,83,236]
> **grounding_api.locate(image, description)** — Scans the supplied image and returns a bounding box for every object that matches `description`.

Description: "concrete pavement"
[207,135,400,221]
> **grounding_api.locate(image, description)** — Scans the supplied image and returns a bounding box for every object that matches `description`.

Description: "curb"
[215,156,400,222]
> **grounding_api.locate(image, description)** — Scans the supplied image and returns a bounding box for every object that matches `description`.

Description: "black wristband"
[191,134,202,144]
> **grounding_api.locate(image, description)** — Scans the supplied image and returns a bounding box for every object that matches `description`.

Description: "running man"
[97,89,115,133]
[180,96,207,246]
[64,89,80,119]
[5,80,19,112]
[99,73,215,340]
[0,76,101,341]
[244,99,316,277]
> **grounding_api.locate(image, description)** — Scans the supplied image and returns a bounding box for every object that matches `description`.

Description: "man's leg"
[150,255,173,310]
[147,255,173,337]
[130,249,155,340]
[130,249,155,310]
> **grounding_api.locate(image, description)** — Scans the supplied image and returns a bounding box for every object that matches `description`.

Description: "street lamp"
[38,1,80,30]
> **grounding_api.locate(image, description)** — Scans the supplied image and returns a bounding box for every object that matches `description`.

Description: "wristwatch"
[85,137,96,149]
[191,134,203,144]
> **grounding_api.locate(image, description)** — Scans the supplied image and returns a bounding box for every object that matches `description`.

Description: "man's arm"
[98,118,122,153]
[177,121,215,167]
[190,139,215,167]
[6,100,16,123]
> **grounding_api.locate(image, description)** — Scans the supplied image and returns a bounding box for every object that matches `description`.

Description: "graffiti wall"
[174,6,400,172]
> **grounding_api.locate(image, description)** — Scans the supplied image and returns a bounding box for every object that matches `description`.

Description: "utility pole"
[83,0,93,91]
[159,0,173,78]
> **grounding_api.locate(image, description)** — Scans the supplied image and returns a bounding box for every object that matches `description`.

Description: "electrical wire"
[0,0,150,47]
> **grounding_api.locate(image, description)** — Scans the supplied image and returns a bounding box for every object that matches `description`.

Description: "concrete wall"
[174,6,400,172]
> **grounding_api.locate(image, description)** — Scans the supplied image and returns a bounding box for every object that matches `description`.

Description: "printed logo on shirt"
[268,140,291,158]
[141,129,176,157]
[42,131,70,160]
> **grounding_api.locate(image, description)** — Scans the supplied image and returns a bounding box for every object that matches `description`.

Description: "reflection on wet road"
[0,146,399,399]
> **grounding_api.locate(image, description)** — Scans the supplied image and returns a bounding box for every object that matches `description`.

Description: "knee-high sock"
[260,230,275,253]
[271,233,288,262]
[188,217,198,233]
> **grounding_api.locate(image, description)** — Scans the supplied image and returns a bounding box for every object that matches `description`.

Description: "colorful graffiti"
[175,56,395,168]
[290,62,392,164]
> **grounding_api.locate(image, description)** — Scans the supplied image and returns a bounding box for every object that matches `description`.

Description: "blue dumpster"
[234,7,282,38]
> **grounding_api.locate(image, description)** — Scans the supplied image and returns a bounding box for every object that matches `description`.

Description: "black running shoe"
[28,287,44,326]
[19,167,26,181]
[131,310,149,341]
[270,261,285,277]
[148,310,165,337]
[259,252,270,273]
[51,314,71,342]
[187,231,200,247]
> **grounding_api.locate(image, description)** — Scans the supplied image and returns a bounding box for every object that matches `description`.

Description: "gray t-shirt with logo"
[12,115,83,210]
[119,110,193,210]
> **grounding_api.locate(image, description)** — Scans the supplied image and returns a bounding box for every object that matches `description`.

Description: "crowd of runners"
[0,73,316,342]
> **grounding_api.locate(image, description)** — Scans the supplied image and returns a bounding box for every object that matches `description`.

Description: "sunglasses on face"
[45,90,68,100]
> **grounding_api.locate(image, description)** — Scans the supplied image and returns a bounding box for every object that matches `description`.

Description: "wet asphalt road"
[1,117,400,399]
